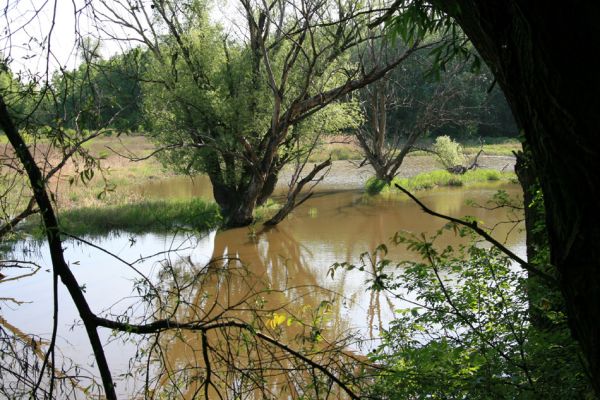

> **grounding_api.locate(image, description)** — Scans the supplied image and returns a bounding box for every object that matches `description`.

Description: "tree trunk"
[227,202,256,227]
[264,159,331,226]
[440,1,600,392]
[515,150,555,330]
[222,177,262,228]
[257,169,279,206]
[373,166,393,185]
[206,165,258,227]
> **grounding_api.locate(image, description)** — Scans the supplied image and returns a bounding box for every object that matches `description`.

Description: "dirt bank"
[278,155,516,191]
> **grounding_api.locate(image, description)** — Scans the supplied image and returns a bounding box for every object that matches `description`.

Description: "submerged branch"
[264,158,332,226]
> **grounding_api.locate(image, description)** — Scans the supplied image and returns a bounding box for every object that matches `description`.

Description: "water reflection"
[137,175,214,200]
[0,184,525,397]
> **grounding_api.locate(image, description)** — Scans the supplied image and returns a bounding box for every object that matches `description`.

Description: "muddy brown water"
[135,157,517,200]
[1,171,524,397]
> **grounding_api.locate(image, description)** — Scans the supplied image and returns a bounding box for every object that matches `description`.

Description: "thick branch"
[93,317,360,399]
[0,197,38,238]
[264,158,332,226]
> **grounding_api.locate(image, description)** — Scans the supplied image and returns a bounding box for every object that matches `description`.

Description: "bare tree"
[355,36,485,184]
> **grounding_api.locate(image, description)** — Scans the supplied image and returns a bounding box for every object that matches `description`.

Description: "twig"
[394,184,557,286]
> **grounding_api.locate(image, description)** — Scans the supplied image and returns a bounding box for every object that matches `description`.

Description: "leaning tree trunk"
[264,158,332,226]
[440,1,600,393]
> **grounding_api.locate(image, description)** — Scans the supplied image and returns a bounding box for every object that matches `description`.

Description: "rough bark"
[515,150,555,330]
[439,1,600,392]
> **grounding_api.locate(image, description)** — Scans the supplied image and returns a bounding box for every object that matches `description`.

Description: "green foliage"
[253,199,280,221]
[41,48,145,132]
[330,181,593,398]
[384,0,481,77]
[25,199,221,237]
[329,222,591,399]
[433,135,465,168]
[365,176,390,195]
[0,64,42,125]
[143,18,362,176]
[366,169,512,196]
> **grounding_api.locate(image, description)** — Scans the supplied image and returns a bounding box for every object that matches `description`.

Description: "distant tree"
[355,35,487,183]
[48,48,145,132]
[474,86,517,138]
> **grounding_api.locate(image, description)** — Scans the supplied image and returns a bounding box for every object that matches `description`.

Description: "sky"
[1,0,89,77]
[1,0,242,79]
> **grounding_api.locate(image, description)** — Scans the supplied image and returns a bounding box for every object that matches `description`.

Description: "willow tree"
[93,0,419,226]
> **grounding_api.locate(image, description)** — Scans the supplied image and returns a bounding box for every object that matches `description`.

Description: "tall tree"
[93,0,420,226]
[383,0,600,393]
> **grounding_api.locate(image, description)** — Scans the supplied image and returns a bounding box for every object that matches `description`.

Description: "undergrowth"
[365,169,516,196]
[23,198,221,237]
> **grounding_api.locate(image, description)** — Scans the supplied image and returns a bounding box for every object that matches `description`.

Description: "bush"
[330,225,592,399]
[365,177,389,195]
[433,135,465,168]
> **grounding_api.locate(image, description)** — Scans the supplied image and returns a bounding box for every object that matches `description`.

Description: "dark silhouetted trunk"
[0,95,117,399]
[515,150,556,330]
[440,1,600,392]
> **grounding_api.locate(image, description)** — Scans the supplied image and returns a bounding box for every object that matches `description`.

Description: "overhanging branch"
[394,184,557,286]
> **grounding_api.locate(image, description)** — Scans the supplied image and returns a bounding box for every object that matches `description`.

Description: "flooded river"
[1,178,524,397]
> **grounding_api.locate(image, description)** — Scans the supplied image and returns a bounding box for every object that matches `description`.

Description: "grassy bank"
[4,134,518,238]
[24,198,221,238]
[366,169,516,196]
[462,137,521,156]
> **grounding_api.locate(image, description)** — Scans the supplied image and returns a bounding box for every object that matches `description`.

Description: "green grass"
[366,169,516,196]
[23,198,222,237]
[308,143,363,162]
[253,198,280,221]
[463,137,522,156]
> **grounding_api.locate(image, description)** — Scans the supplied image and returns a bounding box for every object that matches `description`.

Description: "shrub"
[365,177,389,195]
[433,135,465,168]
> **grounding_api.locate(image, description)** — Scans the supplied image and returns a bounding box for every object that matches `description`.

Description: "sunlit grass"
[253,198,280,221]
[24,198,221,237]
[463,137,522,156]
[366,169,516,196]
[308,142,363,162]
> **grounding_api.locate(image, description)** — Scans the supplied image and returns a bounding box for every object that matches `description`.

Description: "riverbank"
[5,135,518,238]
[279,154,516,191]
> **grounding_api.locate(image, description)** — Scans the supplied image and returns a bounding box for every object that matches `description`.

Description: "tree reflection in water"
[0,186,524,398]
[137,227,369,399]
